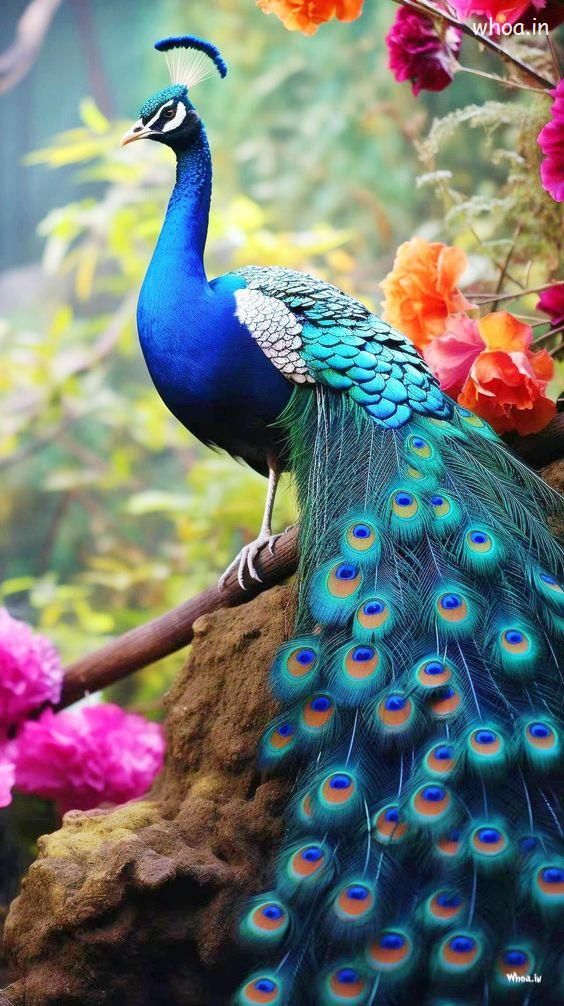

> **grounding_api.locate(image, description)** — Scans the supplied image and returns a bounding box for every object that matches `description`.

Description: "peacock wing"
[231,265,451,428]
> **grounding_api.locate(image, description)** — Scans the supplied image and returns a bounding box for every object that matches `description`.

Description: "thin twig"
[493,224,521,310]
[458,64,549,94]
[472,283,555,304]
[393,0,556,90]
[546,33,562,84]
[533,324,564,345]
[0,0,64,94]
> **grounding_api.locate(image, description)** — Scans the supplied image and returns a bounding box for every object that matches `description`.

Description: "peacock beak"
[120,120,153,147]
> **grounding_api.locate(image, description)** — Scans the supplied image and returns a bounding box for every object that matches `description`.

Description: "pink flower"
[0,608,63,727]
[538,80,564,203]
[424,313,485,390]
[537,284,564,327]
[0,742,16,809]
[385,7,462,96]
[14,703,165,814]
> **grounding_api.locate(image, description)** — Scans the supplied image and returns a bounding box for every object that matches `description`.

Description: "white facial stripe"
[161,102,187,133]
[145,99,174,129]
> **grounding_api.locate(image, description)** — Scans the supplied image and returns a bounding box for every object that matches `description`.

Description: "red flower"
[537,284,564,327]
[424,311,556,434]
[538,79,564,203]
[386,7,462,96]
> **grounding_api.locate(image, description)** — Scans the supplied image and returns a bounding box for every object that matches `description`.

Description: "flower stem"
[457,64,550,94]
[533,324,564,345]
[392,0,557,91]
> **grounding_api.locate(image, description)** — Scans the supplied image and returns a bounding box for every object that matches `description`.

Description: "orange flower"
[458,313,555,436]
[424,311,556,436]
[257,0,363,35]
[380,237,474,350]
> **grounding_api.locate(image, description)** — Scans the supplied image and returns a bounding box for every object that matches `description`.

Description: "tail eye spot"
[336,969,358,984]
[363,601,384,615]
[352,523,371,538]
[352,646,375,662]
[330,773,352,790]
[478,828,499,843]
[475,730,495,744]
[303,846,323,862]
[380,932,405,949]
[450,936,475,954]
[395,492,413,507]
[335,563,358,581]
[385,694,405,711]
[441,593,462,610]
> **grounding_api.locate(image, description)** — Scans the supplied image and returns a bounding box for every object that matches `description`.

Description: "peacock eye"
[162,107,176,120]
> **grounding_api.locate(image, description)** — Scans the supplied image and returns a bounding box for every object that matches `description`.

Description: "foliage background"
[0,0,561,894]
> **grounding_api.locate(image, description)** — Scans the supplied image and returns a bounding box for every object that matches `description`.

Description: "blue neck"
[155,126,212,285]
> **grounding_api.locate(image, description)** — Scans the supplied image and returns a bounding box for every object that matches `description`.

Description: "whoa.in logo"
[472,14,549,35]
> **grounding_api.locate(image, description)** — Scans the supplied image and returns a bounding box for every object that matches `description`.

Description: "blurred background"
[0,0,556,907]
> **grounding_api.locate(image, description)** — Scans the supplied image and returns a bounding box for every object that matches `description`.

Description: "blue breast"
[137,270,292,472]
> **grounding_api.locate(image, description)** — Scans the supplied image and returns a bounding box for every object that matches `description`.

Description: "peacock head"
[120,36,227,152]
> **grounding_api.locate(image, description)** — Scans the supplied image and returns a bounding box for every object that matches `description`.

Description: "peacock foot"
[218,526,296,591]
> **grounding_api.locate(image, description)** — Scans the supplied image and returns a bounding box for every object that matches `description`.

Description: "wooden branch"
[0,0,64,95]
[59,525,299,709]
[52,418,562,710]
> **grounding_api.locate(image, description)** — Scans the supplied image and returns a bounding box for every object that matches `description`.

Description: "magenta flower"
[0,608,63,726]
[14,703,165,814]
[537,284,564,327]
[538,80,564,203]
[385,7,462,96]
[0,742,16,808]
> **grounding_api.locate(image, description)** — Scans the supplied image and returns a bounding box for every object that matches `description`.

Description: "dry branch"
[0,0,64,95]
[59,525,299,708]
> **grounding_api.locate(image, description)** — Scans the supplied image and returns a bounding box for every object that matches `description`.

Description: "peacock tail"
[236,390,564,1006]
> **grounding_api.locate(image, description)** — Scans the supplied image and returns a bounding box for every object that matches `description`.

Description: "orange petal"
[336,0,364,21]
[529,346,554,382]
[477,312,532,353]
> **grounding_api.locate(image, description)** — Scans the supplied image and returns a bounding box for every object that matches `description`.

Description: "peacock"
[122,35,564,1006]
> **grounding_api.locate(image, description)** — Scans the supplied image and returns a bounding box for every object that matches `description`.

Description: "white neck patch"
[161,102,187,133]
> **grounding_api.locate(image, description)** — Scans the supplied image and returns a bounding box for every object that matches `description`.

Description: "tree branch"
[0,0,64,95]
[58,525,299,709]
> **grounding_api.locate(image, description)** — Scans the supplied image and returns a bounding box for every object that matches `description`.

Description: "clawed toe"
[218,531,282,591]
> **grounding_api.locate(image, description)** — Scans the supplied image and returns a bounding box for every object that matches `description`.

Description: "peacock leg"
[218,453,282,591]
